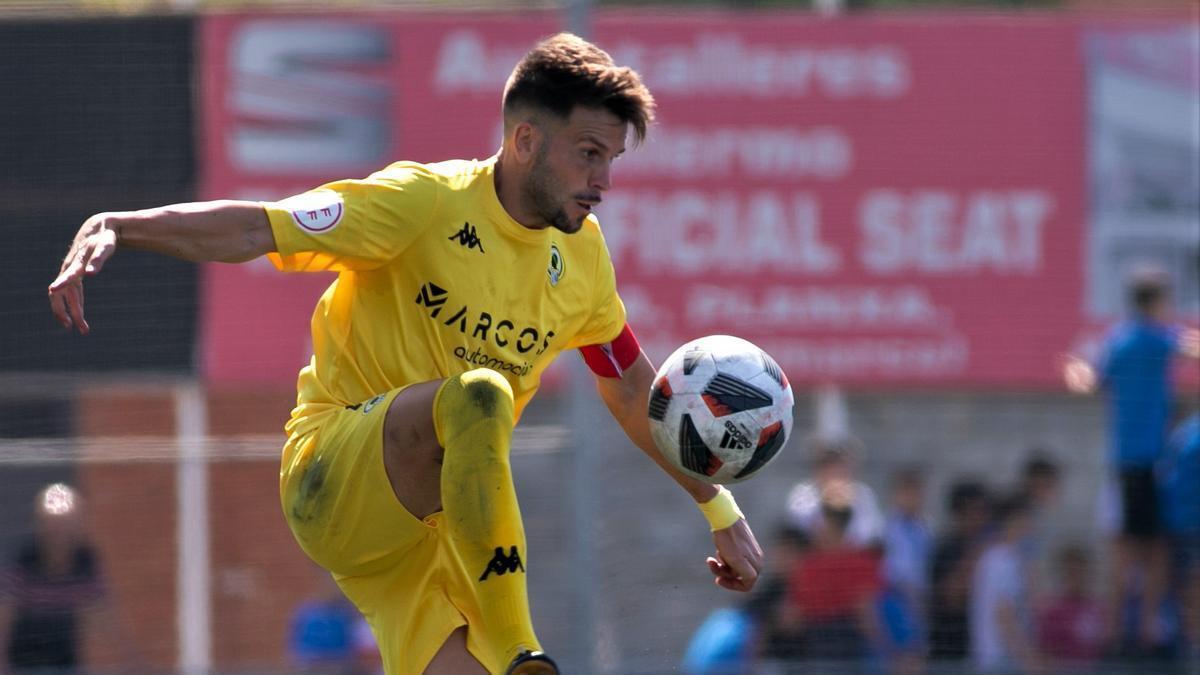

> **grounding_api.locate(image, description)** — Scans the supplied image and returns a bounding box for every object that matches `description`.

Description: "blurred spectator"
[745,525,810,664]
[289,569,379,674]
[1160,411,1200,664]
[1015,451,1061,598]
[784,437,883,548]
[682,525,811,674]
[879,467,930,673]
[1063,268,1200,649]
[970,494,1043,674]
[1036,544,1105,669]
[929,480,991,661]
[0,484,121,675]
[782,479,883,663]
[681,605,754,675]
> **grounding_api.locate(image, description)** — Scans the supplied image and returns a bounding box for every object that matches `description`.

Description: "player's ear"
[511,120,541,165]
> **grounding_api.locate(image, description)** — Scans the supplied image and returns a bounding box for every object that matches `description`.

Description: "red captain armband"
[579,323,641,378]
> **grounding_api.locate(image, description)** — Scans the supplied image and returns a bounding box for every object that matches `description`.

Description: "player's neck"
[493,150,547,231]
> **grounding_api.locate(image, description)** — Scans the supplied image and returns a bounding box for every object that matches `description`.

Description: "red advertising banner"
[198,12,1197,388]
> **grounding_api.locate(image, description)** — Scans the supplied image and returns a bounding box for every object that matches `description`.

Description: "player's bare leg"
[424,628,487,675]
[382,370,555,674]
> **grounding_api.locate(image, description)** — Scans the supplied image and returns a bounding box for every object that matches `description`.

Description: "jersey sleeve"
[264,165,441,272]
[568,227,627,348]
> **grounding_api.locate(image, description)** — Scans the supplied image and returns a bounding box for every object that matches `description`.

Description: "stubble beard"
[525,146,584,235]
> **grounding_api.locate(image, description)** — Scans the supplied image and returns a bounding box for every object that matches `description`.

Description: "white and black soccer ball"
[647,335,794,484]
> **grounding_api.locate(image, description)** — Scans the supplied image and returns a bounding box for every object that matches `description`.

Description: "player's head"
[501,33,655,234]
[1127,267,1170,321]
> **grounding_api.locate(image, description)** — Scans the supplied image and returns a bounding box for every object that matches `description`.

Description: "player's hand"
[48,213,121,334]
[707,518,762,593]
[1061,354,1096,394]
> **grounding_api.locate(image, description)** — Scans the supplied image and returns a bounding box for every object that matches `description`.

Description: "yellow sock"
[433,368,541,668]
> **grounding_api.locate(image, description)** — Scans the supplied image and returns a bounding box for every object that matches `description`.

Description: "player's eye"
[582,148,601,161]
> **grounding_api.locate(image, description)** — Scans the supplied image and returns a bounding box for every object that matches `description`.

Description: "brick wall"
[74,383,309,672]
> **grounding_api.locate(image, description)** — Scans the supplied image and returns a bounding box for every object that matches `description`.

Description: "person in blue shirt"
[880,467,932,673]
[1063,270,1199,651]
[1160,412,1200,662]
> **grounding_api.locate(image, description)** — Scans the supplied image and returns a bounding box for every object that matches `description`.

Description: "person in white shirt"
[971,495,1044,674]
[785,438,883,549]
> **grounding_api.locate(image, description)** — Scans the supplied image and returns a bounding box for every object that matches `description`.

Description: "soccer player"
[46,33,763,675]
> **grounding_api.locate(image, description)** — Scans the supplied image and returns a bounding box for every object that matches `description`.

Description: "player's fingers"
[48,287,72,329]
[716,573,753,593]
[50,248,89,292]
[726,555,758,586]
[746,550,763,575]
[64,284,89,335]
[708,554,755,591]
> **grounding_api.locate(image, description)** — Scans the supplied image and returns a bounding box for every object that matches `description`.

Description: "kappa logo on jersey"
[479,545,525,581]
[547,245,565,286]
[281,191,344,233]
[414,281,556,357]
[719,421,753,450]
[449,222,485,252]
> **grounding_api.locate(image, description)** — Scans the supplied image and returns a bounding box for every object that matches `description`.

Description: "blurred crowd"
[682,265,1199,675]
[685,421,1199,675]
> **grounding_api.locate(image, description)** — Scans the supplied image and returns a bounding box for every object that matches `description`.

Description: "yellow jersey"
[263,156,626,432]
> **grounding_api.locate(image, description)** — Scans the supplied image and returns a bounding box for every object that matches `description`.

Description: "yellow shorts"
[279,388,501,674]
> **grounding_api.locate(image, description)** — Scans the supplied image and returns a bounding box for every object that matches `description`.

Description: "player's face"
[525,106,627,234]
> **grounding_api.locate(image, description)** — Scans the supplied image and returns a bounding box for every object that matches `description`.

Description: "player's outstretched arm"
[592,350,763,592]
[48,201,275,334]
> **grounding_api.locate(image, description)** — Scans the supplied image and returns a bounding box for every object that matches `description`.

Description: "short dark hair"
[1023,451,1059,481]
[503,33,655,144]
[1128,269,1169,314]
[774,524,812,551]
[994,493,1031,524]
[947,480,988,516]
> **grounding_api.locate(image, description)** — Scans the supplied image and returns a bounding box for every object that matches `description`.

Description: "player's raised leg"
[382,369,556,674]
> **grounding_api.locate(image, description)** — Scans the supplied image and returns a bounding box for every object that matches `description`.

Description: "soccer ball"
[647,335,794,484]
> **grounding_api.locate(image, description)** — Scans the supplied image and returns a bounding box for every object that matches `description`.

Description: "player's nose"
[590,162,612,192]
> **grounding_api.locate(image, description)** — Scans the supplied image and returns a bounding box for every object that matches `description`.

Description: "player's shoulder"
[368,158,490,191]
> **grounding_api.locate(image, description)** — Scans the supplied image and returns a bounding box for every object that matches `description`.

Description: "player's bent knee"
[434,368,514,443]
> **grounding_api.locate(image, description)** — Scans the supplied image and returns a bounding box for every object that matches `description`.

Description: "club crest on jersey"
[547,245,565,287]
[282,191,344,234]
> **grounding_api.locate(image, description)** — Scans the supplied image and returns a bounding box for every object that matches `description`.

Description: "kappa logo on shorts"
[479,545,525,581]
